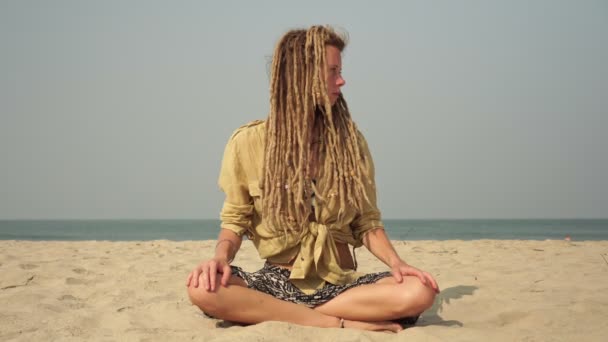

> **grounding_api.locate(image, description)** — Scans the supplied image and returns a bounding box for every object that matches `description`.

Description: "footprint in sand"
[169,264,186,271]
[58,294,78,301]
[58,294,86,309]
[72,267,87,274]
[40,303,63,313]
[19,263,39,270]
[65,277,87,285]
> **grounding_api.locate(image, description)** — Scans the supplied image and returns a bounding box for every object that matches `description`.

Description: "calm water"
[0,219,606,241]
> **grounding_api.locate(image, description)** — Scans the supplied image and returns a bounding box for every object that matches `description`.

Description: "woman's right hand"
[186,257,232,291]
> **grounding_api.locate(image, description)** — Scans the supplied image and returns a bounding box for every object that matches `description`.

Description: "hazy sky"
[1,0,607,219]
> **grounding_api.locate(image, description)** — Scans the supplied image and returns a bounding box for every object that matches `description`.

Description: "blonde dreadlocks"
[262,25,372,235]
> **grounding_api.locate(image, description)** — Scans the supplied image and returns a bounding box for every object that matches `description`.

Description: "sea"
[0,219,607,241]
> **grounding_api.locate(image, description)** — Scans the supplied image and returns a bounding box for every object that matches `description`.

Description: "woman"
[187,25,439,333]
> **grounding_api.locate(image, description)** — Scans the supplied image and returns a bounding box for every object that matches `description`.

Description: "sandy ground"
[1,239,607,341]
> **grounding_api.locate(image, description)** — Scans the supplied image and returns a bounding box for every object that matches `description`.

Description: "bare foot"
[343,319,403,333]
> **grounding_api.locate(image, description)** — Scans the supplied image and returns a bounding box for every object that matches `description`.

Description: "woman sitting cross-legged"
[186,25,439,333]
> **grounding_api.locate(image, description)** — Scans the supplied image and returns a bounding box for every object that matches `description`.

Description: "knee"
[187,284,222,315]
[411,280,437,313]
[393,277,437,316]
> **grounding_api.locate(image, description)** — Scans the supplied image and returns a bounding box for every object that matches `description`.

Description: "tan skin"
[187,45,439,333]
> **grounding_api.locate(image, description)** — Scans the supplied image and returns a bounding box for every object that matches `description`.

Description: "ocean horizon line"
[1,218,606,241]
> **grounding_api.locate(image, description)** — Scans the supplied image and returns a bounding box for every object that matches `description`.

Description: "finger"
[426,273,440,292]
[414,269,427,285]
[221,264,231,287]
[192,268,201,288]
[200,265,210,291]
[423,272,436,288]
[420,272,438,292]
[201,266,211,291]
[186,272,193,286]
[208,261,217,291]
[392,269,403,283]
[198,272,206,291]
[424,273,436,290]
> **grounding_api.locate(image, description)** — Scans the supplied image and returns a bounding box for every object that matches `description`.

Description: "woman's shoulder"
[228,119,266,143]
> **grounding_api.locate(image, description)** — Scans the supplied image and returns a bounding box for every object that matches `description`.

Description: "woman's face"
[325,45,346,105]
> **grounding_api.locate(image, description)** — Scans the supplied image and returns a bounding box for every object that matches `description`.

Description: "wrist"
[213,253,234,264]
[388,256,406,268]
[215,239,235,251]
[215,239,235,263]
[213,255,231,263]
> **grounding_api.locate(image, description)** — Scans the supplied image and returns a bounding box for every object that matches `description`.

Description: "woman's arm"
[362,228,440,293]
[361,228,401,267]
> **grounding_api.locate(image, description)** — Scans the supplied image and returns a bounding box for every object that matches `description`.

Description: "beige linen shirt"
[218,120,384,294]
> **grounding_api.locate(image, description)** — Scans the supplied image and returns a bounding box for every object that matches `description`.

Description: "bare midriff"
[269,241,355,270]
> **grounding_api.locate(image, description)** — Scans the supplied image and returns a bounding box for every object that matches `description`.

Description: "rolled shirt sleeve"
[218,132,254,237]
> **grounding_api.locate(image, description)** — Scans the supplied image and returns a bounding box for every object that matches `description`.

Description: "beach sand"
[1,239,607,341]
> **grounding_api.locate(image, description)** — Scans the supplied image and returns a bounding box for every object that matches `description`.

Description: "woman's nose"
[337,76,346,87]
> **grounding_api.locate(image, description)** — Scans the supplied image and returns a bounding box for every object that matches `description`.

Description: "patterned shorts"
[229,262,419,327]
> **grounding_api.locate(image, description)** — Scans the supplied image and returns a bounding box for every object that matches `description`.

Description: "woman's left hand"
[390,260,440,293]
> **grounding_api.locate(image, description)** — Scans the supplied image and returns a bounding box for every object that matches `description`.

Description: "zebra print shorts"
[229,262,419,326]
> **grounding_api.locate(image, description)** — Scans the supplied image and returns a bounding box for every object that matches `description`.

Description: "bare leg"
[188,275,338,327]
[187,275,403,332]
[314,276,436,321]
